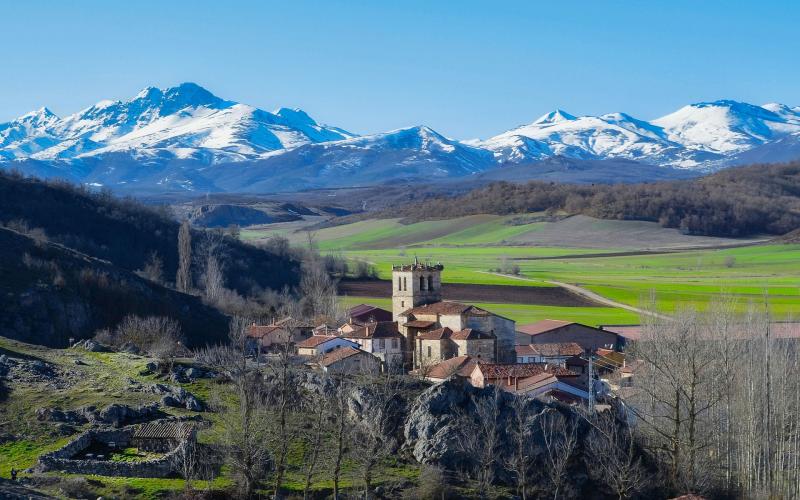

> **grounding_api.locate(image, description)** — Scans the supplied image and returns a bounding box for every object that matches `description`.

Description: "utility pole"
[588,353,595,414]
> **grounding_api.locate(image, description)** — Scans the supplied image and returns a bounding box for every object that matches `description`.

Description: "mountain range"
[2,83,799,193]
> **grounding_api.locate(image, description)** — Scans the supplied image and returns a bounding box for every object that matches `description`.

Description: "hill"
[373,162,800,237]
[0,226,228,347]
[0,171,301,297]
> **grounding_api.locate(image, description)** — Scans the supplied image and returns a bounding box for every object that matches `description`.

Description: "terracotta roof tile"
[515,342,584,357]
[341,321,402,339]
[475,362,576,379]
[319,346,365,367]
[405,320,437,328]
[246,325,284,339]
[450,328,495,340]
[400,301,472,317]
[516,319,575,336]
[296,335,339,348]
[423,355,477,380]
[417,327,453,340]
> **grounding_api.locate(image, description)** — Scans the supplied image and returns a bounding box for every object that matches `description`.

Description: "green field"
[246,214,800,322]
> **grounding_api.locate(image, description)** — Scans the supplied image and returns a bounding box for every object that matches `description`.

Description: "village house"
[516,319,620,352]
[318,346,381,374]
[245,317,314,354]
[348,303,393,323]
[391,259,517,366]
[338,320,404,371]
[415,326,496,368]
[514,342,584,365]
[417,355,477,383]
[296,335,358,358]
[468,362,591,402]
[131,421,196,453]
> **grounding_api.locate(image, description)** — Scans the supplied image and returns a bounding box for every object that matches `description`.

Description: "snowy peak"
[652,99,800,154]
[0,83,354,163]
[534,109,577,124]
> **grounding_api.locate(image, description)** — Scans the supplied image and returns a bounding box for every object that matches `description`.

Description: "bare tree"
[584,411,650,500]
[454,389,503,496]
[539,409,578,500]
[139,251,164,284]
[505,396,546,500]
[302,388,327,500]
[176,220,192,292]
[351,372,403,499]
[328,375,353,500]
[200,229,226,304]
[300,259,341,322]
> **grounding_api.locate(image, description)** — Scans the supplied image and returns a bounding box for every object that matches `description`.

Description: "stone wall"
[36,427,180,478]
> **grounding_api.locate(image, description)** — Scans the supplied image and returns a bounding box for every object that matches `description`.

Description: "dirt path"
[479,272,671,320]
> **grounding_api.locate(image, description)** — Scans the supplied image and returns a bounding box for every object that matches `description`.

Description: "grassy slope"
[0,337,419,498]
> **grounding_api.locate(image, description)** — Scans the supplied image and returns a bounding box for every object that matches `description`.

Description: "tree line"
[379,162,800,237]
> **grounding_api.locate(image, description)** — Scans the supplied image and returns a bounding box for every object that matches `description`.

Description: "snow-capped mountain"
[2,84,800,193]
[476,100,800,168]
[0,83,355,164]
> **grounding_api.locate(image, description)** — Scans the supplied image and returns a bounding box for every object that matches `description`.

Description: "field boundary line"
[479,271,671,320]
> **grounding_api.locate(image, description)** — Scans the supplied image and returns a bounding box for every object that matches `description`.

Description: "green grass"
[339,296,639,326]
[243,211,800,319]
[109,447,163,463]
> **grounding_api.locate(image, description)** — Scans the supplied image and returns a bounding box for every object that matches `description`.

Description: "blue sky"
[2,0,798,139]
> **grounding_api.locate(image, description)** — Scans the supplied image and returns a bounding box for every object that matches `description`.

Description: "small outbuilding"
[131,422,196,453]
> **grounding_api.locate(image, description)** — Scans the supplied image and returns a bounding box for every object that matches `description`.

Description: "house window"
[377,339,384,350]
[398,278,402,291]
[403,277,407,291]
[393,338,398,348]
[427,345,432,358]
[419,276,425,290]
[401,301,405,308]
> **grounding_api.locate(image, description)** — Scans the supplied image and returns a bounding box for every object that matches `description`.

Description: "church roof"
[400,301,472,317]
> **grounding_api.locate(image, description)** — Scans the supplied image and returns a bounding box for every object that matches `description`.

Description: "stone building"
[131,421,196,453]
[391,260,517,366]
[391,258,444,321]
[318,346,381,374]
[415,326,496,368]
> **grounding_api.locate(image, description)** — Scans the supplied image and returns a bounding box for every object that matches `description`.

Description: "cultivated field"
[244,214,800,323]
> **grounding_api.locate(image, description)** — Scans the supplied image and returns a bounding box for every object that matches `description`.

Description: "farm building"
[517,320,621,351]
[348,303,393,323]
[131,421,196,453]
[515,342,584,364]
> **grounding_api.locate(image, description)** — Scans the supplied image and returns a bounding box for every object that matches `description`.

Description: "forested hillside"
[0,170,301,295]
[383,162,800,237]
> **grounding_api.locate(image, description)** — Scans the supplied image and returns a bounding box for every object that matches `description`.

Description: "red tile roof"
[516,319,575,336]
[349,304,392,322]
[474,362,575,379]
[319,346,366,367]
[246,325,284,339]
[515,342,583,357]
[400,301,472,317]
[296,335,340,348]
[405,320,437,329]
[341,321,402,339]
[424,355,477,380]
[417,327,453,340]
[450,328,495,340]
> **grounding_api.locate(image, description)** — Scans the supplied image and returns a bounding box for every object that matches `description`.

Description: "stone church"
[391,259,517,367]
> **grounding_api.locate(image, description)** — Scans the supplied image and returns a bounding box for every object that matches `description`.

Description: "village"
[247,259,635,406]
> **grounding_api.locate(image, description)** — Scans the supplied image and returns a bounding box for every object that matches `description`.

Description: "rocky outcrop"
[36,402,164,427]
[403,379,568,478]
[148,383,204,411]
[70,339,111,352]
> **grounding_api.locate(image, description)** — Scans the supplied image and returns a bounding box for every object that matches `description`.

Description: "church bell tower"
[391,257,443,320]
